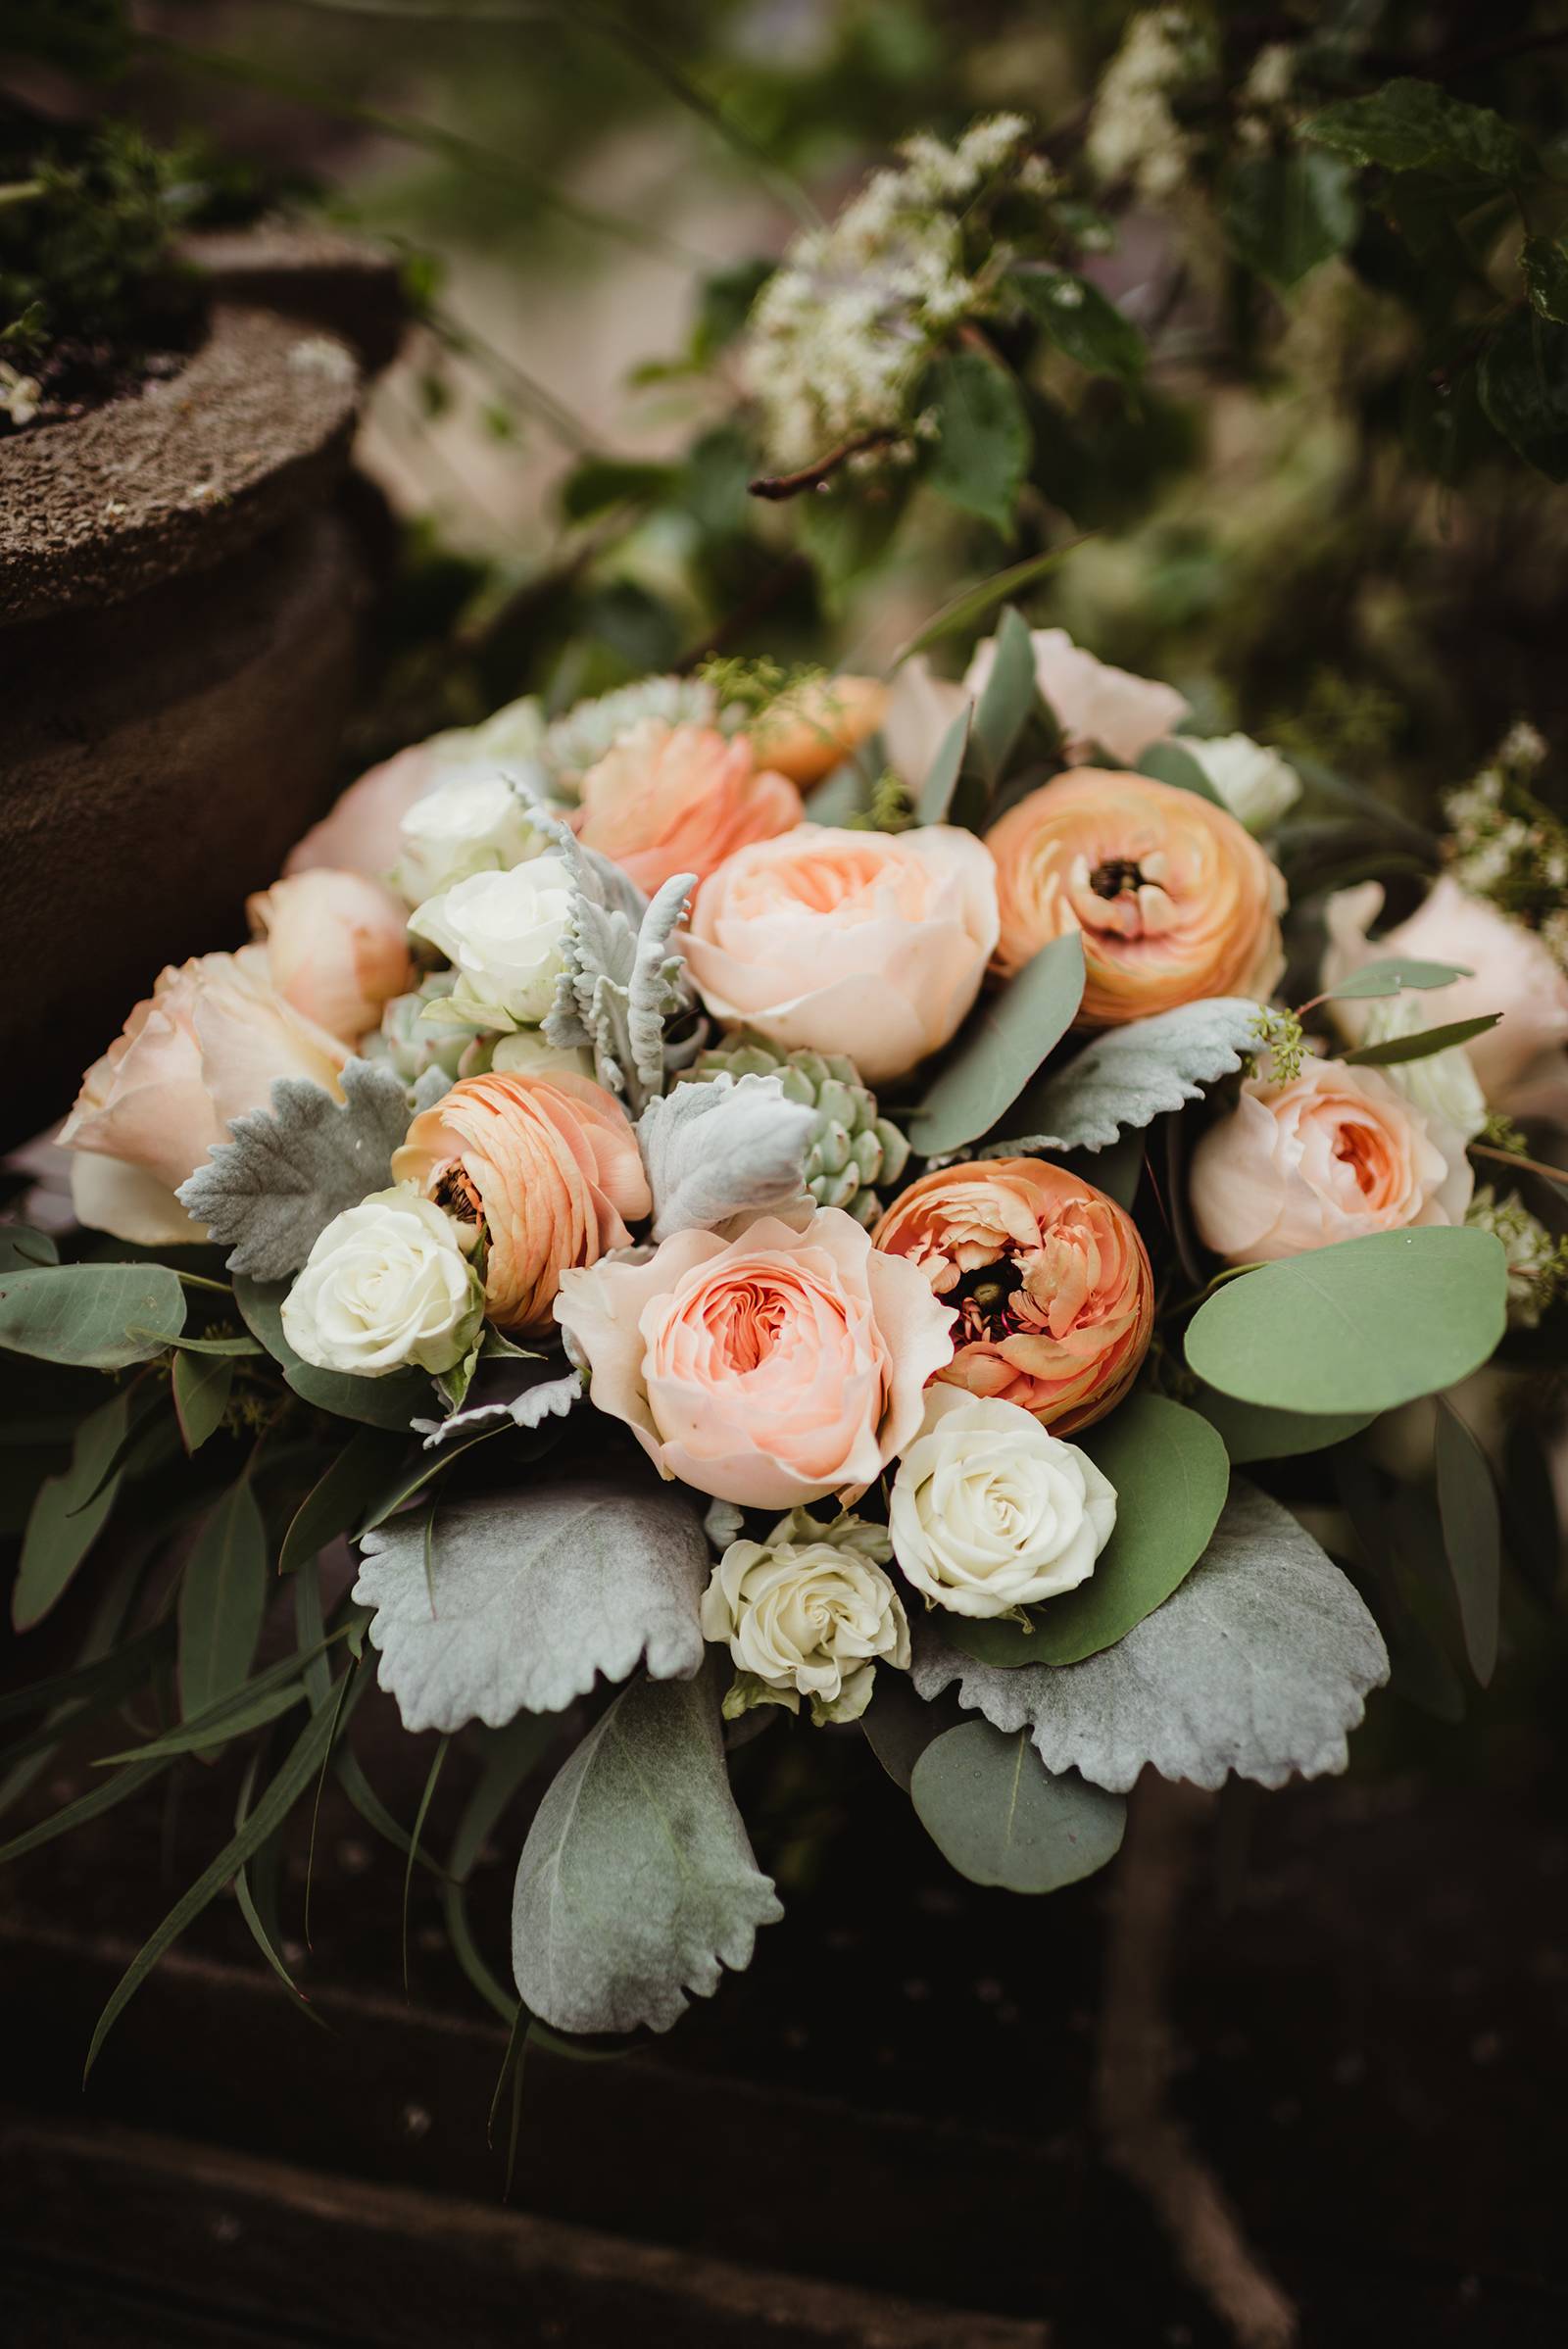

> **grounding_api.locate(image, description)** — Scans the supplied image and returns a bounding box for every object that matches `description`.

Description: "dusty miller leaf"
[411,1366,584,1451]
[511,1658,783,2035]
[984,998,1260,1155]
[353,1474,710,1729]
[177,1058,414,1278]
[639,1074,813,1241]
[909,1481,1389,1792]
[533,810,695,1114]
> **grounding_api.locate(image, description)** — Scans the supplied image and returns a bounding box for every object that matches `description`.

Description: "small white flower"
[1181,734,1302,833]
[889,1389,1116,1619]
[409,854,576,1033]
[395,772,542,903]
[701,1508,909,1726]
[281,1186,484,1378]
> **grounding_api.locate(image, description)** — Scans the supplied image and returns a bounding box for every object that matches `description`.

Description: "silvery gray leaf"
[411,1366,584,1450]
[176,1057,414,1279]
[638,1074,813,1242]
[353,1474,710,1730]
[909,1481,1389,1792]
[704,1497,746,1553]
[411,1065,454,1114]
[538,825,693,1113]
[983,998,1261,1155]
[512,1658,783,2034]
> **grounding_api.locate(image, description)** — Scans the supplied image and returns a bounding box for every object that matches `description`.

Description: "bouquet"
[4,612,1565,2085]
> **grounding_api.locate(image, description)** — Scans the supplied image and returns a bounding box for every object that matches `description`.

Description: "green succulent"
[363,974,469,1088]
[687,1033,909,1226]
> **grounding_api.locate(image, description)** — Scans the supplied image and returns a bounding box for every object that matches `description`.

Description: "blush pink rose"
[684,824,1000,1086]
[247,869,414,1043]
[967,627,1188,767]
[59,946,349,1245]
[555,1207,956,1510]
[575,720,803,894]
[284,741,444,881]
[1324,877,1568,1123]
[1191,1056,1473,1266]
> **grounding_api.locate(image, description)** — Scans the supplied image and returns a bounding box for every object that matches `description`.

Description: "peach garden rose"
[1190,1055,1474,1266]
[683,823,1000,1086]
[873,1156,1153,1434]
[984,769,1286,1024]
[574,720,803,894]
[554,1207,956,1510]
[393,1070,650,1335]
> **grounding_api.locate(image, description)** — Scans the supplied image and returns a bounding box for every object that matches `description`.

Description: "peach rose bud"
[555,1206,956,1510]
[684,822,1000,1087]
[392,1070,650,1335]
[745,675,889,788]
[575,720,803,895]
[248,869,414,1045]
[1190,1056,1474,1266]
[59,946,349,1246]
[874,1157,1153,1435]
[985,769,1286,1025]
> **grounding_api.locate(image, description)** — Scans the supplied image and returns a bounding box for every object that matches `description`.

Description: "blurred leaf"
[172,1349,233,1455]
[915,707,971,824]
[905,931,1084,1157]
[1522,235,1568,323]
[14,1392,129,1632]
[1223,151,1360,288]
[910,1722,1125,1891]
[0,1262,184,1371]
[1435,1397,1501,1687]
[1305,79,1535,184]
[0,1228,58,1271]
[559,458,676,523]
[1344,1013,1500,1065]
[280,1429,411,1574]
[178,1475,269,1723]
[1137,738,1224,804]
[1479,309,1568,481]
[1011,269,1144,382]
[1319,955,1473,1001]
[969,602,1037,787]
[886,541,1085,668]
[926,351,1031,534]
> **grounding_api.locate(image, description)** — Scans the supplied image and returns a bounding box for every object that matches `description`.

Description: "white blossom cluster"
[743,114,1035,470]
[1086,9,1215,204]
[1465,1185,1568,1327]
[1444,723,1568,969]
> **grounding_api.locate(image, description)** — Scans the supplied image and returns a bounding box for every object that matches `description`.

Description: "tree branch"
[747,429,900,501]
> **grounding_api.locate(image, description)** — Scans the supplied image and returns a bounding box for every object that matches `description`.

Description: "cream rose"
[889,1387,1117,1619]
[701,1508,909,1725]
[394,772,542,905]
[1191,1056,1474,1266]
[555,1206,956,1510]
[408,855,575,1032]
[684,824,1000,1087]
[281,1186,485,1377]
[1179,734,1301,833]
[246,869,414,1044]
[967,627,1188,766]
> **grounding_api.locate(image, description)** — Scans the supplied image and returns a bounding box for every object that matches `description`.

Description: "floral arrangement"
[4,609,1565,2080]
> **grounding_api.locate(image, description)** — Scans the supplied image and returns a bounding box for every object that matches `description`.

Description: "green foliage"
[1434,1398,1501,1688]
[924,352,1032,535]
[1222,151,1360,290]
[1010,268,1146,382]
[904,931,1084,1158]
[909,1722,1125,1893]
[177,1475,270,1723]
[0,123,198,366]
[0,1261,185,1371]
[14,1393,130,1632]
[1305,80,1534,186]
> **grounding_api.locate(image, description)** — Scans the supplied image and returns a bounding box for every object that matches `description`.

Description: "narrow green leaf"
[909,1721,1125,1891]
[906,930,1085,1157]
[96,1677,311,1766]
[233,1750,325,2029]
[1345,1012,1501,1066]
[1435,1398,1501,1687]
[0,1261,185,1370]
[1319,955,1472,1001]
[0,1620,172,1726]
[925,351,1031,534]
[178,1475,270,1722]
[969,604,1038,787]
[403,1736,450,1993]
[916,706,972,825]
[0,1757,169,1869]
[279,1429,409,1575]
[172,1350,234,1454]
[1137,738,1223,804]
[14,1392,129,1631]
[886,542,1085,669]
[358,1427,508,1538]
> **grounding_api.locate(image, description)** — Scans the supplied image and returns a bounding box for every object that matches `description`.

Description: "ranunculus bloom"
[60,946,349,1245]
[1323,877,1568,1124]
[393,1070,650,1334]
[889,1386,1117,1618]
[968,627,1188,766]
[684,824,1000,1086]
[247,869,414,1044]
[984,769,1286,1022]
[575,720,803,894]
[873,1156,1153,1434]
[746,675,890,788]
[554,1206,956,1510]
[1190,1056,1474,1266]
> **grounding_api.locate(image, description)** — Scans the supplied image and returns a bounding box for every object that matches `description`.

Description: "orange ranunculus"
[391,1070,650,1334]
[984,769,1286,1025]
[247,868,414,1044]
[873,1156,1153,1435]
[574,721,803,894]
[745,674,889,788]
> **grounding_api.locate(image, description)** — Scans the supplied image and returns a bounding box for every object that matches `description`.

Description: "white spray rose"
[1181,734,1301,833]
[394,773,542,904]
[1358,993,1488,1142]
[890,1389,1116,1618]
[281,1186,485,1378]
[408,854,576,1032]
[701,1508,909,1725]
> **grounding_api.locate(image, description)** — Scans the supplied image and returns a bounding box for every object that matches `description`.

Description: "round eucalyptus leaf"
[1192,1385,1375,1465]
[947,1394,1229,1670]
[1185,1228,1507,1416]
[910,1719,1125,1892]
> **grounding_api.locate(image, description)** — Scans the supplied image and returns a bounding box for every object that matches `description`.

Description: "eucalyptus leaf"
[177,1058,416,1280]
[1186,1229,1507,1416]
[969,604,1038,787]
[910,1721,1126,1891]
[279,1429,409,1575]
[511,1660,783,2035]
[886,543,1084,670]
[14,1392,130,1632]
[353,1476,710,1730]
[1435,1397,1501,1687]
[1344,1012,1500,1066]
[1136,738,1223,804]
[912,1482,1389,1792]
[925,351,1031,535]
[859,1670,955,1791]
[1318,955,1471,1002]
[947,1395,1229,1669]
[916,706,972,826]
[987,997,1259,1156]
[233,1273,433,1432]
[0,1227,58,1271]
[0,1261,185,1371]
[172,1349,234,1454]
[177,1476,270,1722]
[1192,1387,1375,1465]
[638,1074,813,1241]
[906,931,1084,1157]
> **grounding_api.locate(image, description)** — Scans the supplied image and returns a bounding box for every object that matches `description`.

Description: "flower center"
[950,1257,1025,1339]
[1090,856,1146,900]
[432,1162,483,1223]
